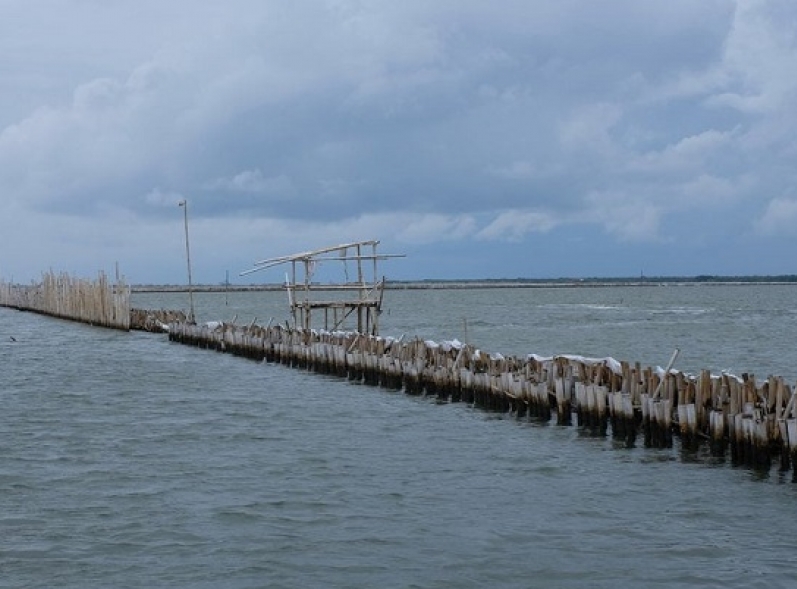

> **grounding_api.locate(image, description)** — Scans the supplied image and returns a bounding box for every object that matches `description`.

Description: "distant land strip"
[131,275,797,293]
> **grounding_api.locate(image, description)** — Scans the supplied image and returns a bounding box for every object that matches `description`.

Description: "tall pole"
[179,199,196,323]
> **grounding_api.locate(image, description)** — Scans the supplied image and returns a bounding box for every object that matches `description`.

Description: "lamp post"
[178,199,196,323]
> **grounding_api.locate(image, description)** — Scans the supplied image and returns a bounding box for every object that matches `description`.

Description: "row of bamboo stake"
[168,321,797,474]
[0,271,131,330]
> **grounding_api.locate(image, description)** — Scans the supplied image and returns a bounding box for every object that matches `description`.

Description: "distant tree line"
[690,275,797,283]
[131,275,797,291]
[407,275,797,285]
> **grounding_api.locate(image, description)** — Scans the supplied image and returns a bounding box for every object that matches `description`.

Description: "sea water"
[2,284,797,588]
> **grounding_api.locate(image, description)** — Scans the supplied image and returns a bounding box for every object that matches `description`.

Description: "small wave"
[649,307,711,315]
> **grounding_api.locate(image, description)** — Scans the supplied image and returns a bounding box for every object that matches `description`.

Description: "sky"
[1,0,797,285]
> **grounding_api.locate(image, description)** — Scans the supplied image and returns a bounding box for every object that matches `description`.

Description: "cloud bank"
[1,0,796,283]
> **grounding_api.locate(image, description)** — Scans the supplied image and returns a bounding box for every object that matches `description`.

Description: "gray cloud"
[1,0,796,283]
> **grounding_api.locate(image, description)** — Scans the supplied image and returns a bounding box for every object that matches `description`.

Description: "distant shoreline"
[131,277,797,293]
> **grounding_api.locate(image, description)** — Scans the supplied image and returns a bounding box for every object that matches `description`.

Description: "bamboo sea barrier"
[0,270,131,330]
[129,308,188,332]
[167,320,797,476]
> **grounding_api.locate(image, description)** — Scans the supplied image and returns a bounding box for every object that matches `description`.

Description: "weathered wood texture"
[0,271,130,330]
[168,321,797,473]
[130,308,188,332]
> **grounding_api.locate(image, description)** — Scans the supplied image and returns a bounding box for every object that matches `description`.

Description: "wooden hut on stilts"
[240,240,404,335]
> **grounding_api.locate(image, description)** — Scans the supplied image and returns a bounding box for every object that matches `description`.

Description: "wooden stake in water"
[653,348,680,400]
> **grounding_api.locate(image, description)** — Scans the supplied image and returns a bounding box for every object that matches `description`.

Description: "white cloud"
[477,210,557,242]
[205,170,295,195]
[394,213,477,245]
[630,129,734,174]
[558,103,623,155]
[584,191,664,242]
[708,0,797,114]
[680,174,743,207]
[145,188,185,207]
[755,198,797,236]
[488,161,538,180]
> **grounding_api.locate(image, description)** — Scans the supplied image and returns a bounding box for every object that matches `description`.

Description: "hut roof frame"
[240,240,404,335]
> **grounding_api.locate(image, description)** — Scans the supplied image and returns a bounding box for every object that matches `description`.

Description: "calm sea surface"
[3,284,797,588]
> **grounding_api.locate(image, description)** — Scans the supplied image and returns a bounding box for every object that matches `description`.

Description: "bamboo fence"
[0,270,130,330]
[168,320,797,475]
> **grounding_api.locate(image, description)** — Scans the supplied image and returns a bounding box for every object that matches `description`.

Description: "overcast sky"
[1,0,796,284]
